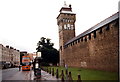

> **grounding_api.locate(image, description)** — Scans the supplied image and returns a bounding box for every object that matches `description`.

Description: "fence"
[41,67,82,82]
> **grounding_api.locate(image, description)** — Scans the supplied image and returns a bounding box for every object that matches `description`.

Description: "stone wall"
[64,19,118,72]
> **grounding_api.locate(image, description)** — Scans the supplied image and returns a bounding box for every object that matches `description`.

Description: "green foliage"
[36,37,59,66]
[46,66,118,80]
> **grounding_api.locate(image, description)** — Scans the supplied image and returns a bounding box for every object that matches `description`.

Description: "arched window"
[71,25,74,30]
[67,24,70,28]
[65,18,67,22]
[64,24,67,29]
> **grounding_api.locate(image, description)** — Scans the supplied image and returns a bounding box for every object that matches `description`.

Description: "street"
[2,68,31,80]
[2,68,58,81]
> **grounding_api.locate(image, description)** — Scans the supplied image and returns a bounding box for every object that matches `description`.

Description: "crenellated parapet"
[63,12,119,72]
[57,2,119,72]
[64,12,119,49]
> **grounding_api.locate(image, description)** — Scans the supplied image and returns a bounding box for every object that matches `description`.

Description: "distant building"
[28,53,36,61]
[20,52,36,64]
[57,3,118,72]
[20,51,27,65]
[0,44,20,66]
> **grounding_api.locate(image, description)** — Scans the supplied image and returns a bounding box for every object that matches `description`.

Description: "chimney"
[69,4,71,8]
[10,46,13,49]
[6,45,9,48]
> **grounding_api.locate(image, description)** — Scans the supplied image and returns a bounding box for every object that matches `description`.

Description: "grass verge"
[43,66,118,80]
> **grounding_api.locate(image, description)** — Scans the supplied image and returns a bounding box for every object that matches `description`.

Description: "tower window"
[68,19,70,22]
[71,25,74,30]
[72,19,74,22]
[63,18,65,22]
[65,19,67,22]
[67,24,70,28]
[64,24,67,29]
[61,19,63,22]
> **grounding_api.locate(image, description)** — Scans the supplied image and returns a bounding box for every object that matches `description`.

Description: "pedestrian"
[65,64,68,70]
[19,65,21,71]
[33,61,36,76]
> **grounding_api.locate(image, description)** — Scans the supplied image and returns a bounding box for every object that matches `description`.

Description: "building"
[20,52,36,64]
[0,44,20,67]
[28,53,37,61]
[57,3,118,72]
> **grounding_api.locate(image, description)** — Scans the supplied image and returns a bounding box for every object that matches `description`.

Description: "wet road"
[2,68,31,80]
[2,68,19,80]
[2,68,58,80]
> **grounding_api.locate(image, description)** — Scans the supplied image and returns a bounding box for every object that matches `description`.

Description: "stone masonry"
[57,3,119,72]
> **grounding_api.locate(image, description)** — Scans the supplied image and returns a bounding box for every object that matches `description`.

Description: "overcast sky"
[0,0,119,53]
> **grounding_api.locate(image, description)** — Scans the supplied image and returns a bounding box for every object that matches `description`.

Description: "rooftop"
[57,2,75,19]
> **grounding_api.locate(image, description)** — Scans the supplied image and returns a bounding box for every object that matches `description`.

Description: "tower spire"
[64,1,67,7]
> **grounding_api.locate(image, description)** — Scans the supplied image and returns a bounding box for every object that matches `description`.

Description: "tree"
[36,37,59,66]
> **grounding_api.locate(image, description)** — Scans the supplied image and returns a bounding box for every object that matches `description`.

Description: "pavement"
[31,70,59,80]
[2,68,60,81]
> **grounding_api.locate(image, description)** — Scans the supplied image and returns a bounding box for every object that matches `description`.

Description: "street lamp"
[33,52,42,77]
[37,52,41,57]
[33,56,36,59]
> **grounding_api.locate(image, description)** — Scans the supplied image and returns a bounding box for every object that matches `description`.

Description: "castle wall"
[64,19,118,72]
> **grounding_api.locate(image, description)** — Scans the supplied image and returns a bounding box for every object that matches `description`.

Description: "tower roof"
[57,2,75,19]
[63,1,68,8]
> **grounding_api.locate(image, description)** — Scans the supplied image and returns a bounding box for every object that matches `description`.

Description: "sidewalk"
[31,70,60,80]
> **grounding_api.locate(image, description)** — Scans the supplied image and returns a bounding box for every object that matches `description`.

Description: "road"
[2,68,31,80]
[2,68,58,81]
[2,68,19,80]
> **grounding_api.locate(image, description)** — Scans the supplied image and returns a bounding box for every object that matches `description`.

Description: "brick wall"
[63,19,118,72]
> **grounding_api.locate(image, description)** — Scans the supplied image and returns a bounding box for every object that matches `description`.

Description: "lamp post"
[37,52,41,58]
[33,52,42,77]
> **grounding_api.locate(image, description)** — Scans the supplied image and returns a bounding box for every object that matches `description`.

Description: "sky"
[0,0,119,53]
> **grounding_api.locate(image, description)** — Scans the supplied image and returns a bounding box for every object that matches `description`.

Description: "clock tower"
[57,2,76,66]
